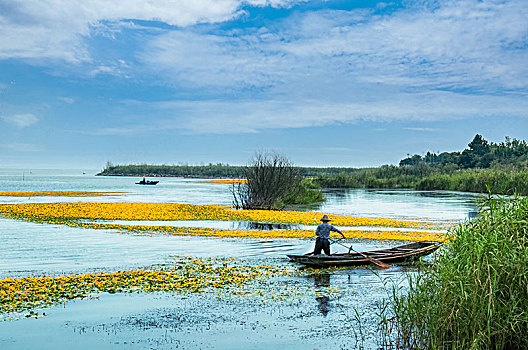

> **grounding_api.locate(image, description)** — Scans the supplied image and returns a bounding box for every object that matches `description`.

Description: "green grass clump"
[391,195,528,349]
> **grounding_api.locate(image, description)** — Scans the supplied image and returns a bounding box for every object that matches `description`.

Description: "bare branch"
[232,151,301,210]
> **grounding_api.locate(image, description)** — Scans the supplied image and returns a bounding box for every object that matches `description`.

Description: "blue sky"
[1,0,527,170]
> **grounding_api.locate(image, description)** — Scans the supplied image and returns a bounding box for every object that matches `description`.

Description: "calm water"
[0,168,480,220]
[0,169,480,349]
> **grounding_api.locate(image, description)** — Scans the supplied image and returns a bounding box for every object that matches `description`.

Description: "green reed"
[389,194,528,349]
[317,168,528,196]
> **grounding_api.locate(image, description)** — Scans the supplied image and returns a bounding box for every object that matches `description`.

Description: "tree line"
[98,134,528,195]
[399,134,528,169]
[98,162,246,178]
[316,134,528,195]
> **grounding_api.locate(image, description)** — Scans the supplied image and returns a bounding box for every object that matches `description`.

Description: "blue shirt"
[315,223,341,239]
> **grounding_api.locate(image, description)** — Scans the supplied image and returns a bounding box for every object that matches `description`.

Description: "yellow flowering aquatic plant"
[0,202,448,242]
[0,257,292,314]
[0,191,125,197]
[0,202,444,229]
[58,221,446,242]
[187,179,248,183]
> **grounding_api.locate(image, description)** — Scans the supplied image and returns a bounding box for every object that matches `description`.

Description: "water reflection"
[312,272,330,288]
[238,222,299,230]
[468,210,479,219]
[319,188,481,221]
[316,296,331,317]
[311,273,331,316]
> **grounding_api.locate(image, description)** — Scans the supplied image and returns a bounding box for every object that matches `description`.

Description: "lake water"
[0,168,480,220]
[0,169,481,349]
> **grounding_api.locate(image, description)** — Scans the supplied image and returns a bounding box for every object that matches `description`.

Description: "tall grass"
[415,169,528,194]
[390,195,528,349]
[317,168,528,196]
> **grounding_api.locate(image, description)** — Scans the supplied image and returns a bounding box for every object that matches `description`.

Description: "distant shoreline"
[96,163,528,196]
[96,164,362,178]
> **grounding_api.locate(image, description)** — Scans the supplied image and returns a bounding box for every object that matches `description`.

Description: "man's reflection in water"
[315,296,330,316]
[312,273,331,316]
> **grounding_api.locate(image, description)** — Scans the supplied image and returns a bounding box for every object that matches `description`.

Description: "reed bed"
[317,168,528,196]
[389,195,528,349]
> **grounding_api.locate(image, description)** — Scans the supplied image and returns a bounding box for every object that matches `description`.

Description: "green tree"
[459,134,491,168]
[399,154,423,166]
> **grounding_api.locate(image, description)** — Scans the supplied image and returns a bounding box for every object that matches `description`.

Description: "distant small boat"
[136,178,159,185]
[287,241,442,268]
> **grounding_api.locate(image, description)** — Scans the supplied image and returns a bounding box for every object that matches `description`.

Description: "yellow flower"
[0,202,448,242]
[0,191,124,197]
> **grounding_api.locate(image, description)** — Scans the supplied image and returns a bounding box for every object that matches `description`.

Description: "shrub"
[232,151,310,210]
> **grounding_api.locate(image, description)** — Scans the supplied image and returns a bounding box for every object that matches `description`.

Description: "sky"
[1,0,527,170]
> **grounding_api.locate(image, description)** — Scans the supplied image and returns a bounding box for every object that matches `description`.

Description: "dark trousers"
[314,237,330,255]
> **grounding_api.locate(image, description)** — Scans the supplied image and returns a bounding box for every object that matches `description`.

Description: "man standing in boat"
[313,215,345,255]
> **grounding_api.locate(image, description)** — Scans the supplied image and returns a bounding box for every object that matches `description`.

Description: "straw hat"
[320,215,331,222]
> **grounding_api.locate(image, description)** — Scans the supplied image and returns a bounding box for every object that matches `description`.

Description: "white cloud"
[140,30,294,90]
[89,59,131,77]
[246,0,306,8]
[91,124,162,135]
[1,113,39,128]
[57,96,75,104]
[3,0,527,94]
[130,0,528,133]
[0,0,301,62]
[2,0,528,135]
[165,92,528,133]
[404,127,437,132]
[142,0,528,95]
[92,90,528,135]
[0,143,41,152]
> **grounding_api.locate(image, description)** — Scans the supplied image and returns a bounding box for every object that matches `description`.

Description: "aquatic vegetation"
[389,195,528,349]
[0,191,125,197]
[0,256,291,314]
[0,202,447,241]
[0,202,443,229]
[0,255,359,318]
[60,221,445,242]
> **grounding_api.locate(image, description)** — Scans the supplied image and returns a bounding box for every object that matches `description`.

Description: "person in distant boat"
[313,215,345,255]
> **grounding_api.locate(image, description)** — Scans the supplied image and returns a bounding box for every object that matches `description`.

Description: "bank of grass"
[317,167,528,196]
[279,178,325,206]
[415,168,528,195]
[390,195,528,349]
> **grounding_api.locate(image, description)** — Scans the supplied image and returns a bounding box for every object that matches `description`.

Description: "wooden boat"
[287,241,442,268]
[136,179,159,185]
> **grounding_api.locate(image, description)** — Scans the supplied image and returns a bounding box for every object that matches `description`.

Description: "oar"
[330,238,391,269]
